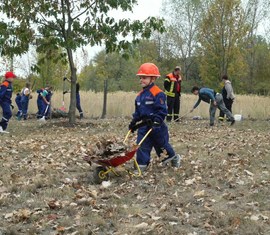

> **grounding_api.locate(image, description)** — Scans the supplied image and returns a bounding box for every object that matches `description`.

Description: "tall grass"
[16,91,270,119]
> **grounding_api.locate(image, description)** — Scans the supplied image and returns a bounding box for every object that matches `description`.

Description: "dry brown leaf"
[193,190,205,197]
[135,222,148,228]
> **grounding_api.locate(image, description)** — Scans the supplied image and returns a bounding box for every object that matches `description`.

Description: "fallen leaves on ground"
[0,118,269,234]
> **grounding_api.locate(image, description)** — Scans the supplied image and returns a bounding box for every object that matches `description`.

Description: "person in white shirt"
[21,82,31,120]
[219,75,235,121]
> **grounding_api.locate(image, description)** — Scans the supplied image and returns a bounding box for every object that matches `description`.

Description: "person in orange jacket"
[0,71,17,133]
[129,63,181,172]
[164,66,182,122]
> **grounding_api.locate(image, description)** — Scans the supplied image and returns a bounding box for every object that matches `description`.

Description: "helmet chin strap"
[150,77,157,83]
[144,81,153,87]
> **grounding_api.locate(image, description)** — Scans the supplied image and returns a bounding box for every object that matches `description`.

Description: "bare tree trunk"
[101,79,108,119]
[66,48,77,124]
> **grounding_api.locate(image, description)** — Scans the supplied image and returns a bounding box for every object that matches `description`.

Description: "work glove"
[10,104,14,110]
[128,120,137,133]
[152,119,161,129]
[144,119,153,127]
[63,77,67,81]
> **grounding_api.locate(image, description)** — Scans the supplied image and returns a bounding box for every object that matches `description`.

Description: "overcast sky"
[121,0,163,20]
[80,0,164,69]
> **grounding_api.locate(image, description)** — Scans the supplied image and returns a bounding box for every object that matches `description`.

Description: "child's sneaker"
[162,155,176,166]
[171,154,181,168]
[0,126,9,133]
[134,164,148,175]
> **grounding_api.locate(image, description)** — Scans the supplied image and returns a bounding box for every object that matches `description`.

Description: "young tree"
[242,0,270,93]
[0,0,164,123]
[160,0,206,80]
[198,0,249,88]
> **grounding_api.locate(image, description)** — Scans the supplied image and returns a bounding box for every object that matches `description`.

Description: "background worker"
[21,82,31,120]
[36,86,52,119]
[0,71,17,133]
[15,92,22,120]
[219,75,235,121]
[63,77,83,119]
[129,63,181,172]
[164,66,182,122]
[190,86,235,126]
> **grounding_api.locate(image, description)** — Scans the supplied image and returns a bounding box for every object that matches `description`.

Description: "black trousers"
[219,98,233,119]
[166,94,180,122]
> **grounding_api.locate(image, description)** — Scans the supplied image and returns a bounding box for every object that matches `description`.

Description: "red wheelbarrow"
[85,127,152,184]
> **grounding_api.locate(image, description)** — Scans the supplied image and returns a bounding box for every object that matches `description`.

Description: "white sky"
[118,0,163,20]
[84,0,164,61]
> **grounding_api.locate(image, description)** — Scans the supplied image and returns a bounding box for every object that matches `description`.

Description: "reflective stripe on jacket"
[132,83,167,124]
[0,80,13,103]
[164,73,181,97]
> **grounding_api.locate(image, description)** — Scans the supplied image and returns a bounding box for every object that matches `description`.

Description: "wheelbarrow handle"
[123,130,132,144]
[123,128,152,145]
[124,120,152,144]
[138,128,152,146]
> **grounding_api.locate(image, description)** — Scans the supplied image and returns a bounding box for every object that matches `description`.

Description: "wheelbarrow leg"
[126,157,142,177]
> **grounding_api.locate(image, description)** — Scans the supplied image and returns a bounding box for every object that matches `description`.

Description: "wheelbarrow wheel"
[93,166,108,184]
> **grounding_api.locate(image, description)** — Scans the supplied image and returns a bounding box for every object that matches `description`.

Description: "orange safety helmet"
[5,71,16,79]
[136,63,160,77]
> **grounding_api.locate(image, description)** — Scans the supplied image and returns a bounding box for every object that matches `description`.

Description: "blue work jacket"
[132,83,167,124]
[0,80,13,104]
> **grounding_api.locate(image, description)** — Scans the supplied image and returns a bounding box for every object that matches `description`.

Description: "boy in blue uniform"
[129,63,180,172]
[0,71,17,133]
[21,82,31,120]
[190,86,235,126]
[36,86,52,119]
[15,92,22,120]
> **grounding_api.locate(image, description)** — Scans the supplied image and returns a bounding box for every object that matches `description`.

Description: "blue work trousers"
[76,93,83,114]
[0,102,12,130]
[15,99,22,117]
[21,96,29,120]
[136,123,175,166]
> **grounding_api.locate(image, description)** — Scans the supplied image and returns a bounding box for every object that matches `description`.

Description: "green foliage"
[12,79,26,93]
[0,0,164,123]
[160,0,207,81]
[242,36,270,95]
[0,19,34,57]
[198,0,249,89]
[35,47,69,89]
[79,40,163,92]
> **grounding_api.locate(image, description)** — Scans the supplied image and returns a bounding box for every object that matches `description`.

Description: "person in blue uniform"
[36,86,52,119]
[63,77,84,119]
[0,71,17,133]
[21,82,31,120]
[190,86,235,126]
[15,92,22,120]
[129,63,181,172]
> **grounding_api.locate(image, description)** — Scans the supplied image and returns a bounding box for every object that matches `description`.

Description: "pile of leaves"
[83,134,132,164]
